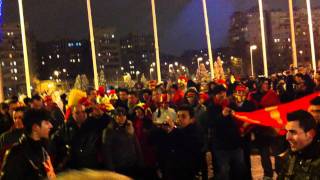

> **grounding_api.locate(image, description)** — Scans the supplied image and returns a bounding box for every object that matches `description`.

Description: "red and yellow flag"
[234,92,320,129]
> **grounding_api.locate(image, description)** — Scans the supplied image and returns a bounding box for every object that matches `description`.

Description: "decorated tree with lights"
[73,74,89,91]
[140,73,148,87]
[81,74,89,90]
[214,56,225,79]
[196,63,210,83]
[73,75,82,90]
[98,70,106,87]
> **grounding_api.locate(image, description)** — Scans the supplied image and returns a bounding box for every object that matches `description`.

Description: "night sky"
[3,0,320,55]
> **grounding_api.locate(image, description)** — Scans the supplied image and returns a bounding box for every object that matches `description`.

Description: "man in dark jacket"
[160,104,204,180]
[102,107,143,179]
[278,110,320,179]
[1,108,55,180]
[200,85,246,180]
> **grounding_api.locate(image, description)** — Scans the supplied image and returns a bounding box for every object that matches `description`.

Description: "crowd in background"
[0,67,320,180]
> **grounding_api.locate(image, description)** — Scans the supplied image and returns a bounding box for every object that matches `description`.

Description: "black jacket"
[200,102,242,150]
[1,136,52,180]
[278,140,320,180]
[102,120,143,171]
[160,123,204,180]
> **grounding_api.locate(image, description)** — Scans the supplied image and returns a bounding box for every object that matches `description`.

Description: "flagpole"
[202,0,215,79]
[151,0,162,82]
[86,0,99,89]
[258,0,268,77]
[288,0,298,68]
[306,0,316,72]
[18,0,31,97]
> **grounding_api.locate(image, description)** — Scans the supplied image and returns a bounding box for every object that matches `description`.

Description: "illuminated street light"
[202,0,215,79]
[86,0,99,89]
[197,57,203,69]
[250,45,258,77]
[18,0,31,97]
[288,0,298,68]
[306,0,316,72]
[151,0,161,82]
[258,0,268,77]
[54,70,59,77]
[150,68,154,80]
[174,62,178,66]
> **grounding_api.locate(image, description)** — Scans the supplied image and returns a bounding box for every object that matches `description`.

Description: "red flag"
[234,92,320,128]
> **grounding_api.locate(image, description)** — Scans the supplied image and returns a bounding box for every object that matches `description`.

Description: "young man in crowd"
[278,110,320,179]
[1,108,55,180]
[158,104,204,180]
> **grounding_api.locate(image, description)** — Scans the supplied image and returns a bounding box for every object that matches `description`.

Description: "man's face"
[135,108,144,119]
[285,121,314,152]
[32,99,43,109]
[186,92,196,105]
[128,94,138,105]
[214,91,226,104]
[73,105,87,124]
[177,110,193,128]
[9,102,19,117]
[308,105,320,124]
[36,120,53,139]
[119,91,128,102]
[115,114,127,125]
[261,81,269,92]
[88,90,97,102]
[152,91,161,103]
[13,111,24,129]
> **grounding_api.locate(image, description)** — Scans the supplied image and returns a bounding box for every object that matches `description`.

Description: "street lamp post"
[306,0,316,72]
[250,45,257,77]
[18,0,31,97]
[201,0,215,79]
[288,0,298,68]
[86,0,99,89]
[258,0,268,77]
[151,0,162,82]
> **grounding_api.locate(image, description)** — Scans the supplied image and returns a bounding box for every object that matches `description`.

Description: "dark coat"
[161,123,204,180]
[278,140,320,180]
[102,120,143,171]
[0,136,51,180]
[200,102,242,150]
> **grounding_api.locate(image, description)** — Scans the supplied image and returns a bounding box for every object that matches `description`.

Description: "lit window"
[112,34,115,38]
[57,54,60,59]
[1,62,4,66]
[63,69,66,73]
[9,53,13,58]
[42,61,45,65]
[14,68,17,73]
[14,76,18,81]
[13,61,16,66]
[78,58,80,62]
[49,55,52,59]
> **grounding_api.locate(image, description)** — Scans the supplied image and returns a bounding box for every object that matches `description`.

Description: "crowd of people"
[0,68,320,180]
